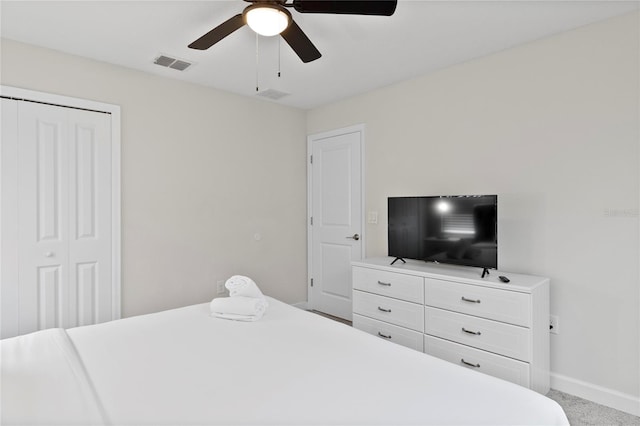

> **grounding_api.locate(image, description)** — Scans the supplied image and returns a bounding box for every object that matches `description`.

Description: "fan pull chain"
[255,33,259,92]
[278,37,281,78]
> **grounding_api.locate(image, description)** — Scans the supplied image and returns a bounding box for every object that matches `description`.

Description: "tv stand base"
[390,257,406,265]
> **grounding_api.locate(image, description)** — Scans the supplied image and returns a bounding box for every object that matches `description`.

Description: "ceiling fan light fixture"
[245,4,291,37]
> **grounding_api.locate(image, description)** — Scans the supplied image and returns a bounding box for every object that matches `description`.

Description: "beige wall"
[307,11,640,409]
[1,39,309,317]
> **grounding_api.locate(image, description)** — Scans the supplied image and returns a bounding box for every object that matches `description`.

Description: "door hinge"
[310,278,314,287]
[310,155,313,164]
[310,216,313,225]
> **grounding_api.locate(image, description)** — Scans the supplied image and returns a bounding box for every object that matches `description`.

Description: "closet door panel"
[68,109,112,326]
[17,101,71,334]
[1,99,19,338]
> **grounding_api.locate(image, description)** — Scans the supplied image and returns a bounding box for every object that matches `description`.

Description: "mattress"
[1,297,569,425]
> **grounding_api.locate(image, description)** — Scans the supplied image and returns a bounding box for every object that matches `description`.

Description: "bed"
[2,296,569,425]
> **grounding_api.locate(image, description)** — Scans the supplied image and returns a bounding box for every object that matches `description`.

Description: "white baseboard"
[291,301,309,310]
[551,372,640,416]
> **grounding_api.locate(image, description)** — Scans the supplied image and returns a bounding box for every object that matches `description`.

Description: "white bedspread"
[2,297,569,425]
[1,328,107,425]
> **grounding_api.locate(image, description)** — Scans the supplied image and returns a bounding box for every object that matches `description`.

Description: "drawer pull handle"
[461,358,481,368]
[377,332,392,339]
[377,280,392,286]
[461,296,481,303]
[462,327,482,336]
[377,306,392,313]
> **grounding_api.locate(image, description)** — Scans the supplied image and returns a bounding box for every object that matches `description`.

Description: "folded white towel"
[209,296,267,322]
[225,275,265,299]
[211,312,263,322]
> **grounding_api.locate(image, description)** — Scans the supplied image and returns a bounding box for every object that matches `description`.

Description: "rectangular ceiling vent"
[154,55,192,71]
[256,88,290,101]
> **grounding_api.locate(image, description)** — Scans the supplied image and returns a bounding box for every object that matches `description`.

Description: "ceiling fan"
[188,0,398,63]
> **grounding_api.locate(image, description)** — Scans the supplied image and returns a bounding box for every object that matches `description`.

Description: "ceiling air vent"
[154,55,192,71]
[256,88,290,101]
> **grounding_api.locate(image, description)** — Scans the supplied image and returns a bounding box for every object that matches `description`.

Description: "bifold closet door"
[1,99,112,337]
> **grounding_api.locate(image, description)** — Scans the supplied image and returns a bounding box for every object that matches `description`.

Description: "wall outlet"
[216,280,226,295]
[549,315,560,335]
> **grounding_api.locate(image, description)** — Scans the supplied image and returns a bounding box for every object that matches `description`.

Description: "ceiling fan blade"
[292,0,397,16]
[280,20,322,63]
[188,14,245,50]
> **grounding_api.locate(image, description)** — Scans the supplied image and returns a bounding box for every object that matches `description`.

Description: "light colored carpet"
[546,389,640,426]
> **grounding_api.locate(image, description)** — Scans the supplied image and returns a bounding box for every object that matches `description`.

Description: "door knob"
[347,234,360,241]
[44,252,54,257]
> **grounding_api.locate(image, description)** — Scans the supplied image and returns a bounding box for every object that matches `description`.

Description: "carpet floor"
[547,389,640,426]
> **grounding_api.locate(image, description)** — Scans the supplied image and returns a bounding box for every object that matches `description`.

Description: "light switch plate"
[368,211,378,224]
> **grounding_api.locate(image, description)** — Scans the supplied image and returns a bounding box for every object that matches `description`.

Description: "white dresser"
[352,257,550,394]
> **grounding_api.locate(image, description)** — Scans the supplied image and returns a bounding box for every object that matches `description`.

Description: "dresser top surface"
[352,257,549,292]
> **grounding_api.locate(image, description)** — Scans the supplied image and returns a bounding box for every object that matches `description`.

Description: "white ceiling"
[1,1,638,110]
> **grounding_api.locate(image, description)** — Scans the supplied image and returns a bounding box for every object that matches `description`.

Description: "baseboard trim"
[291,301,309,310]
[551,372,640,416]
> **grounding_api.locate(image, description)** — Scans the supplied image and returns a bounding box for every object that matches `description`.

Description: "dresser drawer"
[425,307,531,362]
[424,335,530,388]
[353,290,424,332]
[353,314,423,351]
[425,278,531,326]
[353,266,424,303]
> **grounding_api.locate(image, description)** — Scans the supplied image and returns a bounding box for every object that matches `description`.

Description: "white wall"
[1,39,309,317]
[307,12,640,414]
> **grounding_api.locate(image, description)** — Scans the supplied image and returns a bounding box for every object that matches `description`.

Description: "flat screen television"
[388,195,497,272]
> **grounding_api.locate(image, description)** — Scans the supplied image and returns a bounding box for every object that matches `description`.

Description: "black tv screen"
[388,195,497,270]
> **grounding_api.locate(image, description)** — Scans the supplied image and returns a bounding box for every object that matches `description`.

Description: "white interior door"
[308,125,364,320]
[67,107,113,327]
[17,101,72,332]
[69,109,113,326]
[1,95,116,338]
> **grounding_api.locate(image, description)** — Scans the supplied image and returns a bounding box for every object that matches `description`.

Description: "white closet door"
[5,100,112,336]
[67,108,112,327]
[1,98,20,338]
[18,101,72,333]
